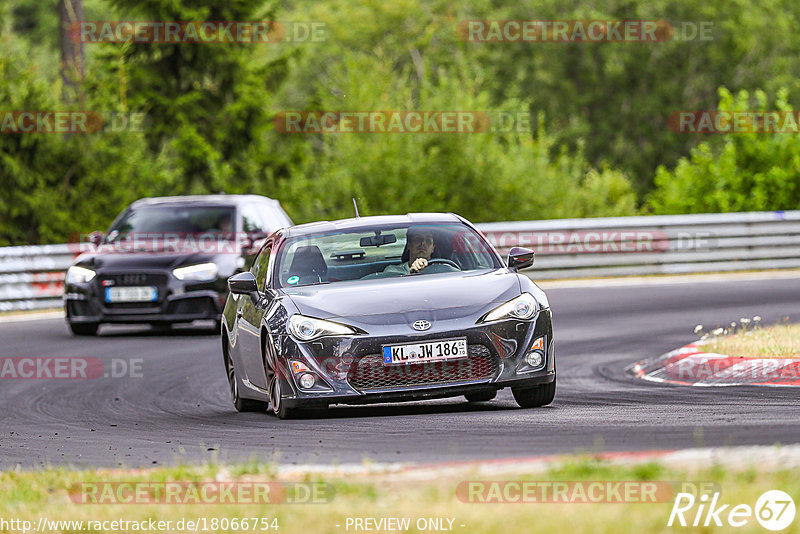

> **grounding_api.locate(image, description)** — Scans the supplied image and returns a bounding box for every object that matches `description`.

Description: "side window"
[254,242,272,290]
[461,232,492,269]
[241,204,264,234]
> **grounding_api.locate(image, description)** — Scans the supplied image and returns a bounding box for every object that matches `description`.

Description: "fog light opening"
[299,373,316,389]
[525,351,544,368]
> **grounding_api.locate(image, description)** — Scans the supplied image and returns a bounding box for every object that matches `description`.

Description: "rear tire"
[225,352,267,412]
[512,379,556,408]
[68,322,99,336]
[465,390,497,402]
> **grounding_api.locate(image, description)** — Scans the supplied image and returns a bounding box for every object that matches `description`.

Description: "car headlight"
[288,314,358,341]
[172,262,219,282]
[66,266,96,284]
[479,293,538,323]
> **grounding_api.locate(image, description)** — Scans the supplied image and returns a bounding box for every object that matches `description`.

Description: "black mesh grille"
[347,344,498,392]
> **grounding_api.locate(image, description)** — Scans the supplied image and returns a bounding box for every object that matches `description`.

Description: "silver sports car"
[221,213,555,418]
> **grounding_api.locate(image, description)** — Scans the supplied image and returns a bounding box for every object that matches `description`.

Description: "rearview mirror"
[228,272,260,300]
[360,233,397,247]
[507,247,534,271]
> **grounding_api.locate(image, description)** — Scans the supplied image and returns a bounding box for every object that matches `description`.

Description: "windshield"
[274,223,502,288]
[107,206,236,240]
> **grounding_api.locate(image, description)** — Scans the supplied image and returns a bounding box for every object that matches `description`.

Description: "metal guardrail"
[1,211,799,311]
[0,245,74,311]
[477,210,800,279]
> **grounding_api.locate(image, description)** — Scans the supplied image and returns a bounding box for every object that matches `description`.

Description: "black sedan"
[222,213,555,418]
[64,194,292,335]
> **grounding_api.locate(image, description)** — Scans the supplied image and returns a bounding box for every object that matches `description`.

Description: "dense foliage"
[648,88,800,213]
[1,0,799,244]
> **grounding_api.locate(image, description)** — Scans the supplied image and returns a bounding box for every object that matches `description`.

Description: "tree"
[648,88,800,214]
[59,0,84,102]
[102,0,288,193]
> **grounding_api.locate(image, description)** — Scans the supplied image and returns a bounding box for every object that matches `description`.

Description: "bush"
[648,87,800,214]
[0,32,175,245]
[267,25,637,223]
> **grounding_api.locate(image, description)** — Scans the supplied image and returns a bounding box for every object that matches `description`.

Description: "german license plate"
[105,286,158,303]
[382,338,468,365]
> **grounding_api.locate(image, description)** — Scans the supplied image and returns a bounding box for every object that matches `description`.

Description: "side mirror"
[507,247,534,271]
[88,231,104,246]
[228,272,260,300]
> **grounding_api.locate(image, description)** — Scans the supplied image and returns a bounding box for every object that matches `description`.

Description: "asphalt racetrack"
[2,275,799,469]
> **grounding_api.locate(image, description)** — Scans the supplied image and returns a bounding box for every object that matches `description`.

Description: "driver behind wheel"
[383,227,436,275]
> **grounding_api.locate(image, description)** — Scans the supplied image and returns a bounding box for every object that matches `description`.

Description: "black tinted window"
[108,206,234,236]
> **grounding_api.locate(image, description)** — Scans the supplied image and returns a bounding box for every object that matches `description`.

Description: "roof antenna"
[352,197,360,218]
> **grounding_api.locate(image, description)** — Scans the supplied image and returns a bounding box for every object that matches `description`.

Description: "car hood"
[282,269,522,324]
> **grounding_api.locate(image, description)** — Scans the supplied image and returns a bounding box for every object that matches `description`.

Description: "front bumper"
[269,309,555,408]
[282,373,555,408]
[65,271,226,325]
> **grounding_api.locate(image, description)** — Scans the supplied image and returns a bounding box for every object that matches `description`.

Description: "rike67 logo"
[668,490,795,531]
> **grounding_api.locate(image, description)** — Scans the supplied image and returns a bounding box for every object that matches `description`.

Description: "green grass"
[1,457,798,533]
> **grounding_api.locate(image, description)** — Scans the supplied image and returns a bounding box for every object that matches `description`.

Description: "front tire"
[268,373,301,420]
[68,321,99,336]
[512,379,556,408]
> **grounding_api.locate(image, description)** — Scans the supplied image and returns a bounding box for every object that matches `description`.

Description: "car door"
[237,240,273,390]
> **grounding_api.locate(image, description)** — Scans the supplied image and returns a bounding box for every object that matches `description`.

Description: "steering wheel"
[425,258,461,270]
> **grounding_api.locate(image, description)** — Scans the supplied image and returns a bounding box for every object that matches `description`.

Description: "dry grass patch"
[707,323,800,359]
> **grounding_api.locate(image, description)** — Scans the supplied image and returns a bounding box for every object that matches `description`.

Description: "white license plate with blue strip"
[382,338,468,366]
[105,286,158,303]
